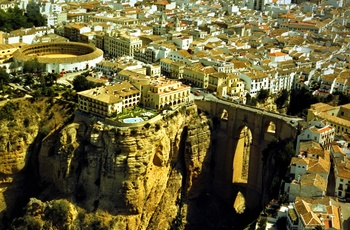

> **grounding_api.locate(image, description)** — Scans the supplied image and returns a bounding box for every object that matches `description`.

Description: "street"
[56,71,86,87]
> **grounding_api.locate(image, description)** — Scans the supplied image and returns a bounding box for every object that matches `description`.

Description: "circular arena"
[12,42,104,73]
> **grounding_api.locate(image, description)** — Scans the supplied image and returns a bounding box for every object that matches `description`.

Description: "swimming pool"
[123,117,144,123]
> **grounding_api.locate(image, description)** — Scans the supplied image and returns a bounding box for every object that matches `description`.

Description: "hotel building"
[77,81,141,117]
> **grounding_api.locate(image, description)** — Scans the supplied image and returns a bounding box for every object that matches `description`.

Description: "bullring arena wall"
[12,42,104,73]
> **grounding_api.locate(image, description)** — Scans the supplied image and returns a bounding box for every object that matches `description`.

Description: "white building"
[239,70,269,96]
[0,27,55,44]
[295,122,335,155]
[172,35,193,50]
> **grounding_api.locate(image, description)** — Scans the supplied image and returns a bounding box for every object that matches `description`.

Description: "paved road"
[56,71,86,87]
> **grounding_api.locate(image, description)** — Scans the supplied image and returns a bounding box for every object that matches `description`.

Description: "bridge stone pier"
[194,99,301,212]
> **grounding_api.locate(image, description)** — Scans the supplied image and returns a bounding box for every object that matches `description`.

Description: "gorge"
[0,98,299,229]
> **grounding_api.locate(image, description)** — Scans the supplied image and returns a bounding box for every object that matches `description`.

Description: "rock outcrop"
[0,99,75,230]
[35,104,212,229]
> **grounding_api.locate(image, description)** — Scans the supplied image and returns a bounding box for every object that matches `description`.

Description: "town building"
[0,0,15,11]
[104,33,142,58]
[77,81,141,117]
[289,173,327,202]
[287,197,341,230]
[239,70,269,97]
[139,77,191,109]
[0,43,26,64]
[307,103,350,135]
[334,159,350,201]
[0,27,55,44]
[295,121,335,154]
[64,24,91,42]
[183,63,217,88]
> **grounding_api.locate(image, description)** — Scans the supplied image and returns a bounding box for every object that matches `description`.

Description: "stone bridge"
[194,99,302,211]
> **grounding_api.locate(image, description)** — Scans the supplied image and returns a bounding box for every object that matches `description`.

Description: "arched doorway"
[232,126,252,184]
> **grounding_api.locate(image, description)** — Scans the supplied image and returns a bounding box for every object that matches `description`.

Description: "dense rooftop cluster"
[1,0,350,103]
[2,0,350,229]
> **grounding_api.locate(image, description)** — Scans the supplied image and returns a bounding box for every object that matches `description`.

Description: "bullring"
[12,42,104,73]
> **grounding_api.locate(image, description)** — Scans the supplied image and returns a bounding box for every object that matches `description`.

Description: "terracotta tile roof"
[307,158,330,175]
[230,59,248,69]
[155,0,169,5]
[202,66,217,74]
[291,157,309,166]
[321,74,337,82]
[176,49,192,58]
[300,173,327,191]
[160,58,173,64]
[301,212,322,227]
[309,102,335,112]
[294,197,341,230]
[299,141,323,152]
[331,144,345,156]
[77,81,140,104]
[316,125,333,133]
[335,163,350,180]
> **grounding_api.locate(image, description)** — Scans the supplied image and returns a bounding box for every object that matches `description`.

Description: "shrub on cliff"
[0,101,17,120]
[45,200,70,229]
[11,216,42,230]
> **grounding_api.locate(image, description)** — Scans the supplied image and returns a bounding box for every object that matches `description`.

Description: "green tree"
[26,2,46,27]
[73,75,103,92]
[23,58,45,73]
[23,73,34,86]
[61,88,77,102]
[45,200,70,229]
[0,101,17,120]
[246,92,257,106]
[262,139,295,200]
[288,87,319,117]
[9,61,19,72]
[257,88,269,103]
[45,73,58,86]
[0,7,29,32]
[275,89,289,109]
[334,92,350,105]
[0,67,10,88]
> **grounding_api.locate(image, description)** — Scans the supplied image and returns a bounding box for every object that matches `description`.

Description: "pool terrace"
[112,106,158,123]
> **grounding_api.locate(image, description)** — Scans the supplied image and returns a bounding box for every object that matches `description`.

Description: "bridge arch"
[232,125,252,184]
[194,99,300,211]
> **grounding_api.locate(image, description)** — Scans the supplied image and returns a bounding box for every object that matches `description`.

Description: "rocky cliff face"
[0,99,74,228]
[32,104,212,229]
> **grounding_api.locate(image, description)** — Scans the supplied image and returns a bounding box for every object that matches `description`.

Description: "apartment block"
[64,24,91,42]
[140,77,190,109]
[295,121,335,154]
[77,81,141,117]
[183,63,217,88]
[104,34,142,58]
[307,103,350,135]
